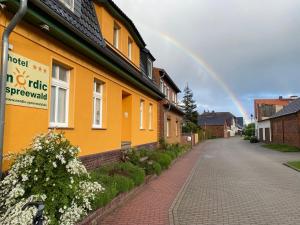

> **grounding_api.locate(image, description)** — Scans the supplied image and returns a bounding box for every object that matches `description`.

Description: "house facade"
[1,0,165,171]
[254,97,294,142]
[198,112,241,138]
[270,98,300,148]
[152,68,184,144]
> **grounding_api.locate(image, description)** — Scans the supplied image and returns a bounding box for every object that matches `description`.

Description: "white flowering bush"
[0,131,104,225]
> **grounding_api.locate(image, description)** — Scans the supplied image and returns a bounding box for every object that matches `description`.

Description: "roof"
[198,112,235,126]
[95,0,146,48]
[7,0,164,99]
[153,67,181,93]
[236,117,244,127]
[37,0,105,48]
[271,98,300,119]
[163,102,185,116]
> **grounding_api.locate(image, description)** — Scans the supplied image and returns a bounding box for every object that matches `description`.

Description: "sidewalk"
[100,144,204,225]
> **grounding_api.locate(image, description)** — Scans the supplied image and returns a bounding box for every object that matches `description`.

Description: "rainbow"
[141,25,250,124]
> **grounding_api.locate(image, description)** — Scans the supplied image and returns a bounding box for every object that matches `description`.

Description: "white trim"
[50,64,70,128]
[92,81,103,128]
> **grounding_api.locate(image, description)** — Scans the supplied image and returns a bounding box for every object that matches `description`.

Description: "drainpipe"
[0,0,28,178]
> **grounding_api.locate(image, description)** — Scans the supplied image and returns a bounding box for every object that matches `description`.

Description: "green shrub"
[165,150,176,160]
[150,152,172,170]
[243,136,251,140]
[90,174,118,209]
[113,175,134,193]
[114,162,145,186]
[145,161,162,175]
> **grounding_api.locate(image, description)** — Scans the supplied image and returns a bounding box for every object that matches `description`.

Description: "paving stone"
[171,137,300,225]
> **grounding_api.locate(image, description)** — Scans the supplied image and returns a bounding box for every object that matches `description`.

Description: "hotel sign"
[6,52,49,109]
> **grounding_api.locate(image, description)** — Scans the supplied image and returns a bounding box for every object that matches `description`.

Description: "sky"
[114,0,300,123]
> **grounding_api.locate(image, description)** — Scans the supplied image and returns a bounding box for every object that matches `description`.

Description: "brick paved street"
[171,137,300,225]
[100,144,204,225]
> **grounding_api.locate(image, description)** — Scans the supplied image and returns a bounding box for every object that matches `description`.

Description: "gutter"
[0,0,28,177]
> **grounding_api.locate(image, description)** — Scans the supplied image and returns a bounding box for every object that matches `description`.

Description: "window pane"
[52,65,57,78]
[94,98,101,125]
[57,88,67,123]
[95,82,101,93]
[50,86,56,123]
[59,67,68,82]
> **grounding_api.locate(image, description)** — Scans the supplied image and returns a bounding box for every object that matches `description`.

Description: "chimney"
[279,96,283,100]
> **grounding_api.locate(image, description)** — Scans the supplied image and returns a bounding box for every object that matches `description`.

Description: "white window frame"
[128,38,132,60]
[92,80,103,129]
[113,23,120,49]
[175,121,178,136]
[149,104,153,130]
[147,59,153,79]
[59,0,74,11]
[50,64,70,128]
[140,100,144,129]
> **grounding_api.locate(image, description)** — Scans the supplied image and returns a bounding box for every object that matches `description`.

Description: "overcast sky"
[114,0,300,122]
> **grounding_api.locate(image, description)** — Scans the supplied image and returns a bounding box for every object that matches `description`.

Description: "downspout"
[0,0,28,177]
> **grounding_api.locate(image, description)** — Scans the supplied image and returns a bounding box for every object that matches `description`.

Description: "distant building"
[270,98,300,148]
[198,112,241,138]
[153,68,185,144]
[254,97,295,142]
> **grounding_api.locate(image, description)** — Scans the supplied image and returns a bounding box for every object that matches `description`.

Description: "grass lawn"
[286,161,300,171]
[262,144,300,152]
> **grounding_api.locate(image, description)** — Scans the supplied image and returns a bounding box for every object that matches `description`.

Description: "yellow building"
[0,0,164,171]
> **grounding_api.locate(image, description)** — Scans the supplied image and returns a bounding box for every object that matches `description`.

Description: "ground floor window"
[140,99,145,129]
[167,119,170,137]
[176,121,179,136]
[149,103,153,130]
[50,63,70,127]
[93,80,104,128]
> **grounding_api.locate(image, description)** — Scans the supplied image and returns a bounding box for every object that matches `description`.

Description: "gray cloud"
[114,0,300,121]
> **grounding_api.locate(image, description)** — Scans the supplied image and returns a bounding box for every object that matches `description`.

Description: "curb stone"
[283,163,300,172]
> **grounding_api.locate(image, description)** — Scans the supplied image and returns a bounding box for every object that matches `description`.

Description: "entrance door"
[121,91,132,144]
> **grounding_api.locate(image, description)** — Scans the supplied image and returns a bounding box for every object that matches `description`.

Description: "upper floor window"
[128,38,133,60]
[50,64,70,128]
[147,59,153,79]
[93,80,104,128]
[166,87,170,100]
[160,79,164,93]
[113,23,121,49]
[260,104,276,117]
[59,0,74,11]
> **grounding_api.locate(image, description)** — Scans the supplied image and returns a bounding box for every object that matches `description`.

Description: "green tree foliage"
[244,123,255,137]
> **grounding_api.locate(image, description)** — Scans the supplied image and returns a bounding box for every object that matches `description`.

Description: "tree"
[182,84,198,124]
[181,84,199,133]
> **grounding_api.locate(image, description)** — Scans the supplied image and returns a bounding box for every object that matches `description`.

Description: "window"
[140,100,144,129]
[149,104,153,130]
[160,79,164,92]
[166,87,170,100]
[147,59,153,79]
[59,0,74,11]
[113,23,120,49]
[176,121,179,136]
[128,38,133,60]
[93,80,103,128]
[163,84,167,96]
[166,119,170,137]
[50,64,70,127]
[260,104,276,117]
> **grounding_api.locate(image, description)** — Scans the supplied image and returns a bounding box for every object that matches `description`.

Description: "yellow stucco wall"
[1,14,157,170]
[94,3,140,69]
